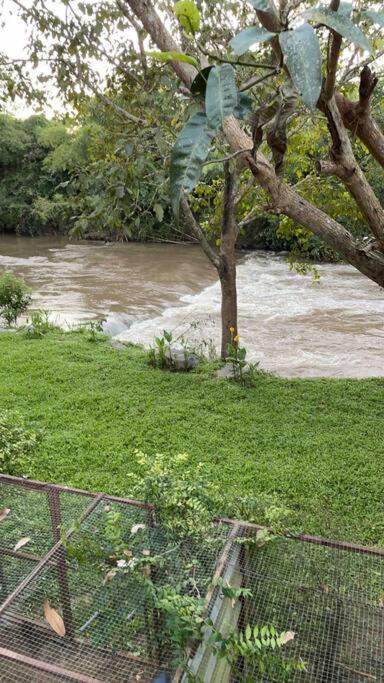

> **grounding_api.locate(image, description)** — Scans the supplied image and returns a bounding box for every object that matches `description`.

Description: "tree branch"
[239,68,280,92]
[126,0,384,288]
[319,96,384,250]
[196,42,277,71]
[122,0,197,87]
[117,0,147,75]
[331,66,384,169]
[181,199,223,272]
[72,54,147,125]
[325,0,342,100]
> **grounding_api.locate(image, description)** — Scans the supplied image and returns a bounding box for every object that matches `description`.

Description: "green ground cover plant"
[0,330,383,545]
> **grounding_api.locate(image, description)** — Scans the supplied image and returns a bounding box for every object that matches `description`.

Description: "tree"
[4,0,384,355]
[124,0,384,289]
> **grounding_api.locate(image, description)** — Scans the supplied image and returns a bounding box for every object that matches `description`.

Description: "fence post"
[47,487,75,638]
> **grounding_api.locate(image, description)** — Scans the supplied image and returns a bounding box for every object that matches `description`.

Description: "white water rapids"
[1,236,383,378]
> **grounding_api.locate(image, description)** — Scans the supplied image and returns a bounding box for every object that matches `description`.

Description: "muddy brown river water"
[1,235,383,378]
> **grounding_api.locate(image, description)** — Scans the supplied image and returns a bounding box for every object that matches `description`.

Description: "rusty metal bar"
[104,493,154,510]
[0,473,95,496]
[0,546,42,562]
[0,646,104,683]
[48,487,75,638]
[216,517,384,558]
[0,473,153,509]
[0,494,103,615]
[1,474,383,555]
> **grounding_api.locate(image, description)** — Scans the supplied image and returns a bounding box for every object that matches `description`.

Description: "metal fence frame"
[1,473,384,682]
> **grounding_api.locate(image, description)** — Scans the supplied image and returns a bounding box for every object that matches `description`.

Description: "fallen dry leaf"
[131,523,146,535]
[14,537,31,552]
[102,569,117,586]
[141,549,150,557]
[123,549,133,557]
[44,600,66,637]
[378,595,384,607]
[280,630,295,645]
[0,508,10,522]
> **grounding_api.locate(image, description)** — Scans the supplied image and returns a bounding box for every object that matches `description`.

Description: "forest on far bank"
[2,76,383,262]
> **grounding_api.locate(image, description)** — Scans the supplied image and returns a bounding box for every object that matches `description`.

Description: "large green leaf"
[191,66,213,96]
[365,10,384,28]
[145,51,198,68]
[170,113,214,216]
[205,64,238,130]
[174,0,201,35]
[279,24,322,110]
[234,93,253,120]
[229,25,276,55]
[339,3,352,18]
[304,7,372,52]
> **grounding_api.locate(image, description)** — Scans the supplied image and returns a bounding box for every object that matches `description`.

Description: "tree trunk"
[219,162,239,359]
[181,163,239,360]
[220,262,237,359]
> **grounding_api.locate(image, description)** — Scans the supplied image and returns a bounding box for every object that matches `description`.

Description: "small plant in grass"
[147,329,173,368]
[226,328,262,386]
[0,271,32,327]
[25,310,55,338]
[229,493,294,532]
[82,317,106,342]
[0,411,39,475]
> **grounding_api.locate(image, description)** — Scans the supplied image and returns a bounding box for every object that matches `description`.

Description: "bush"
[0,411,39,475]
[25,310,55,338]
[0,271,32,327]
[129,450,220,543]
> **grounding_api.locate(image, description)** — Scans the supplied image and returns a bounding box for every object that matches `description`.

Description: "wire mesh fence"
[0,474,383,682]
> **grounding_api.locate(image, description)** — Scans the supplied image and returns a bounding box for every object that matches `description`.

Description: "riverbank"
[2,236,384,376]
[1,330,383,545]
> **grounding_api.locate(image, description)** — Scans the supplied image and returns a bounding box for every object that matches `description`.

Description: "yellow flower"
[234,334,240,343]
[229,326,235,333]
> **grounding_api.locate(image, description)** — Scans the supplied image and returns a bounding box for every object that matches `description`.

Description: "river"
[1,235,383,378]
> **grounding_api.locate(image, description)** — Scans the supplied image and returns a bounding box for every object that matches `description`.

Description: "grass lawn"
[0,331,383,546]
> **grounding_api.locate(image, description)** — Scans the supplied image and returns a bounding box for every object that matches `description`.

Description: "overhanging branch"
[126,0,384,287]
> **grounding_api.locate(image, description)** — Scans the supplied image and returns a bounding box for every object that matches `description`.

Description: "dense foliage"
[0,410,38,476]
[3,100,381,258]
[0,95,177,241]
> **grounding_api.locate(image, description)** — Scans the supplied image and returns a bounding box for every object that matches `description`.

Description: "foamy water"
[117,252,384,378]
[1,236,383,378]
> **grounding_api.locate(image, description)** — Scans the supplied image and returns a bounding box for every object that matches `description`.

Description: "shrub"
[0,271,32,327]
[129,450,220,543]
[25,310,55,338]
[80,318,106,343]
[0,411,39,475]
